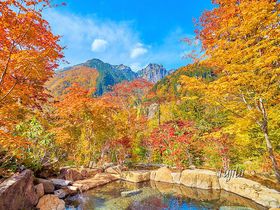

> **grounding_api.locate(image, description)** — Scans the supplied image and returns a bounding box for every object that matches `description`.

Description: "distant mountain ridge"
[81,59,137,95]
[46,58,170,96]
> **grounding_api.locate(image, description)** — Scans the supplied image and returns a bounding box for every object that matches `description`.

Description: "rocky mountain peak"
[137,63,168,83]
[113,64,131,71]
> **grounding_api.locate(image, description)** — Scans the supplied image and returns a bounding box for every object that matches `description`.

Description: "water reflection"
[65,180,267,210]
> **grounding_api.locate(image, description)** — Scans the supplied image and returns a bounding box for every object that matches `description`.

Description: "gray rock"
[49,178,72,187]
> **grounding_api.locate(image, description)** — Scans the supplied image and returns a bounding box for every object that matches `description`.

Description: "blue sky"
[45,0,214,71]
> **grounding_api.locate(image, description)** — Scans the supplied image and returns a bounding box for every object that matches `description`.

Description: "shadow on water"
[65,180,267,210]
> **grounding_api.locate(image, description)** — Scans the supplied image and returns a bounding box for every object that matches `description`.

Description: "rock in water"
[180,169,221,190]
[171,172,181,184]
[153,167,173,183]
[121,170,150,183]
[121,189,142,197]
[0,169,38,210]
[219,177,280,208]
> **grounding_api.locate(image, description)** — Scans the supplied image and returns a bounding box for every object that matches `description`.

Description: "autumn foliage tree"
[102,79,153,162]
[52,79,154,166]
[147,120,200,167]
[54,84,117,165]
[182,0,280,181]
[0,0,63,168]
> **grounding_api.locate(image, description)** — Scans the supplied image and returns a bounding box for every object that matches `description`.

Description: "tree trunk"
[186,146,193,166]
[259,98,280,183]
[158,104,161,126]
[262,126,280,183]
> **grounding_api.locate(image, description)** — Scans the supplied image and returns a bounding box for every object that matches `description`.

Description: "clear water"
[65,181,267,210]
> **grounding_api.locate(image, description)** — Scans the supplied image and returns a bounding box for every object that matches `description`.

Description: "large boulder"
[0,169,38,210]
[180,169,220,190]
[121,170,150,183]
[59,168,83,181]
[171,172,181,184]
[153,167,173,183]
[35,178,55,194]
[73,173,119,192]
[220,177,280,208]
[36,194,65,210]
[150,171,157,180]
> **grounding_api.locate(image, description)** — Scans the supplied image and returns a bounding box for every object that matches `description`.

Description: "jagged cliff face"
[137,64,168,83]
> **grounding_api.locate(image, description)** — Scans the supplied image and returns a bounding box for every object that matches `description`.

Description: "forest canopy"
[0,0,279,183]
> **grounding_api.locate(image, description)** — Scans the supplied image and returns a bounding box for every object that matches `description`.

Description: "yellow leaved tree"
[181,0,280,181]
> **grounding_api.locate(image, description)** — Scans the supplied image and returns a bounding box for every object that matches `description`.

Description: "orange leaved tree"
[0,0,63,163]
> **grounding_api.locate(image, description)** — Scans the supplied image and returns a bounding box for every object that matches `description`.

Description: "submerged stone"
[121,189,142,197]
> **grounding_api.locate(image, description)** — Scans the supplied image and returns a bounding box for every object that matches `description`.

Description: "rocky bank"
[0,165,280,209]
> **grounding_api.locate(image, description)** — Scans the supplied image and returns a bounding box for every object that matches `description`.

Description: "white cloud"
[44,10,194,71]
[91,39,108,52]
[130,43,148,59]
[44,10,142,67]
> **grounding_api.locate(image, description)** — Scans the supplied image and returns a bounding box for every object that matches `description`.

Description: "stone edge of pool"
[1,167,280,209]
